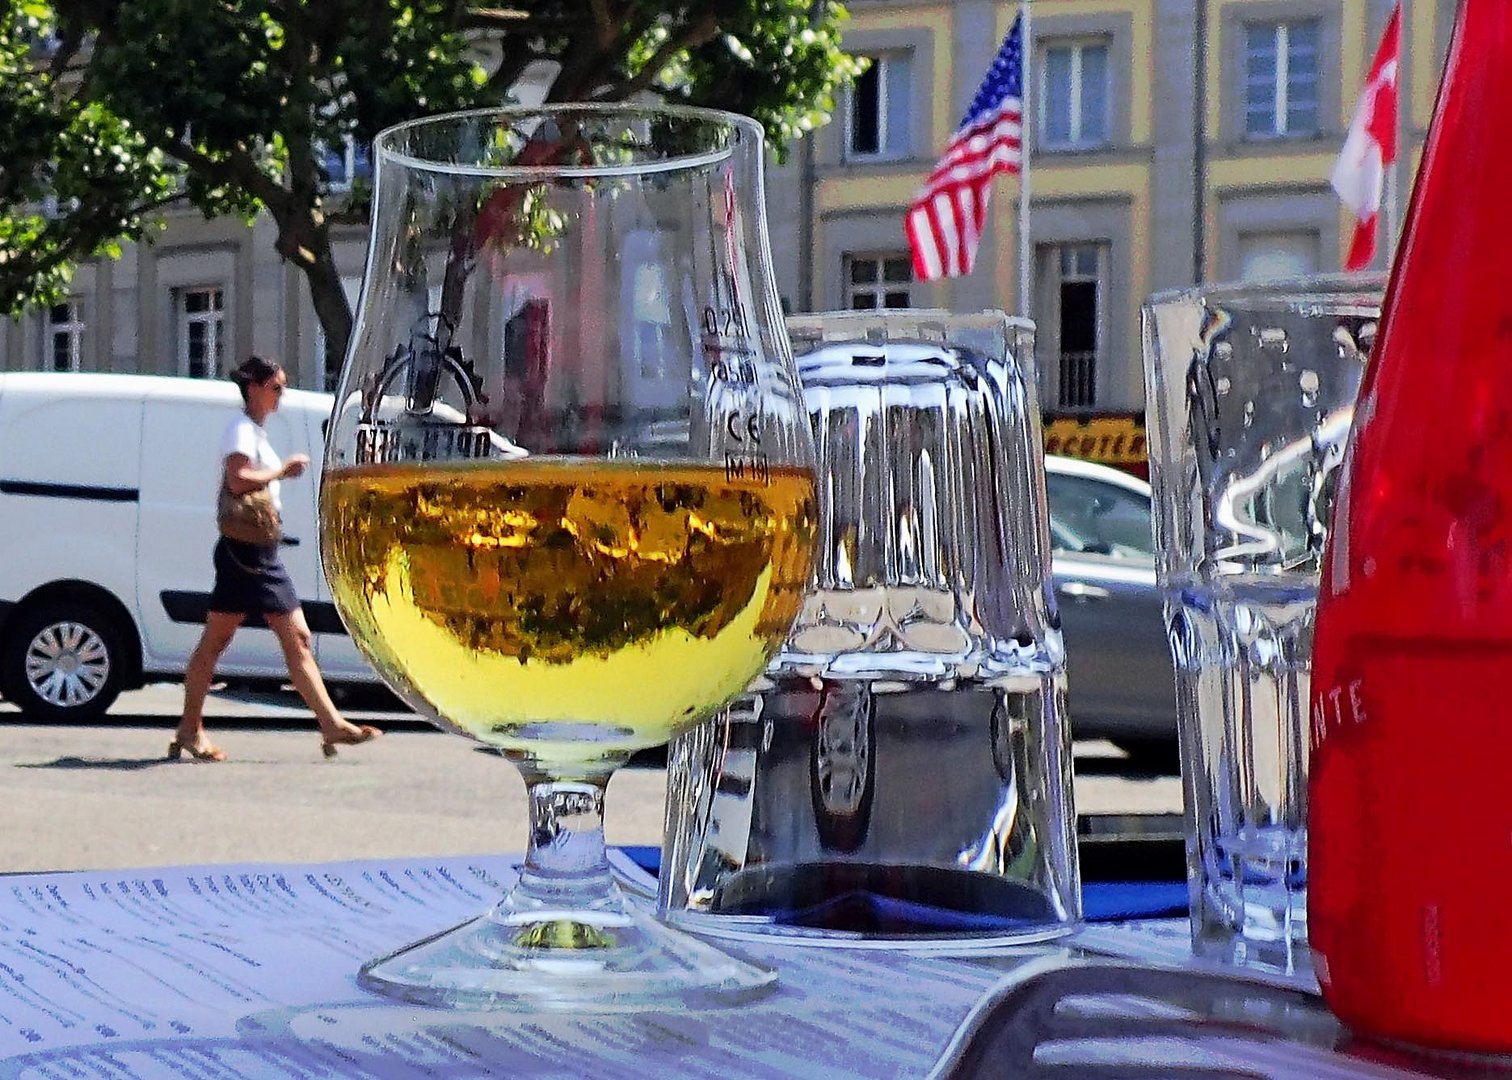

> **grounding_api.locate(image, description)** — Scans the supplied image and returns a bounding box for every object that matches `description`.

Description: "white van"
[0,372,377,719]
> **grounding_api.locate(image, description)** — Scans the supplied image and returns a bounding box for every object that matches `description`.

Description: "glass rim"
[373,102,762,179]
[784,307,1036,334]
[1143,271,1387,314]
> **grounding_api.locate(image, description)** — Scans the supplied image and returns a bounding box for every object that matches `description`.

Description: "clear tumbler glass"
[660,310,1080,949]
[1141,274,1383,974]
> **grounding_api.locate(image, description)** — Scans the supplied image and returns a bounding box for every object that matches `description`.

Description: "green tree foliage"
[0,0,860,371]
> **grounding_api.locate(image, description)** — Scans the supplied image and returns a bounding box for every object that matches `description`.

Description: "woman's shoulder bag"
[217,482,282,546]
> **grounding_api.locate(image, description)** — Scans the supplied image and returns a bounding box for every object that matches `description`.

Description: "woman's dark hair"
[230,355,283,402]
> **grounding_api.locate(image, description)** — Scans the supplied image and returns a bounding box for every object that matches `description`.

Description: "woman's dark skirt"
[209,537,299,617]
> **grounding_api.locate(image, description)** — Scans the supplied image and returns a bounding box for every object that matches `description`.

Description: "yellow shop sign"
[1042,413,1147,467]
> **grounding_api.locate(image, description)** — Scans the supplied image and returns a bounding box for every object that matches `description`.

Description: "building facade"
[765,0,1449,464]
[2,0,1457,462]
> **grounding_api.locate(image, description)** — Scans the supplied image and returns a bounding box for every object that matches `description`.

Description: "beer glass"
[319,105,818,1009]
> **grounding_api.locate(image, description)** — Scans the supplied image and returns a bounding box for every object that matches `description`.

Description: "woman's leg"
[177,611,244,746]
[267,607,372,742]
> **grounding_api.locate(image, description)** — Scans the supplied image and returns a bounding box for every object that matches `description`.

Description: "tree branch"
[463,7,547,32]
[47,32,85,79]
[586,0,617,50]
[116,188,187,220]
[0,185,186,304]
[469,7,530,21]
[71,187,188,241]
[544,8,645,104]
[589,12,720,103]
[0,243,76,304]
[156,136,290,217]
[279,9,321,214]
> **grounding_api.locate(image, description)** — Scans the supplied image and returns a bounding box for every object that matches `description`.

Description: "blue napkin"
[1082,881,1188,921]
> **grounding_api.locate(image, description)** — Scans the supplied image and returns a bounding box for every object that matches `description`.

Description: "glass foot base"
[358,902,777,1011]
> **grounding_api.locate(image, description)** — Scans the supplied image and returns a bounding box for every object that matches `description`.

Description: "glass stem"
[515,780,615,907]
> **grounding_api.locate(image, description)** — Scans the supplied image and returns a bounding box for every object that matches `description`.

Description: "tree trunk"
[267,200,354,390]
[300,229,355,391]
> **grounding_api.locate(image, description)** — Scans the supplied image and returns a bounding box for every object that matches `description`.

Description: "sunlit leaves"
[0,0,859,343]
[646,1,864,159]
[1,6,178,311]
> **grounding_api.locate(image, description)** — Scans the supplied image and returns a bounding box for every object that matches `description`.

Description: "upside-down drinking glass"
[319,105,818,1009]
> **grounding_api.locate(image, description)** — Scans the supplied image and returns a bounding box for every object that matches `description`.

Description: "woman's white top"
[221,413,282,511]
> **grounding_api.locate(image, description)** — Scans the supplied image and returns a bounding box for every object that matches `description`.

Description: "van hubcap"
[25,622,110,708]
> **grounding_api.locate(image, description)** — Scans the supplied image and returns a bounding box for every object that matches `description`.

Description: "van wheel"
[1,602,127,721]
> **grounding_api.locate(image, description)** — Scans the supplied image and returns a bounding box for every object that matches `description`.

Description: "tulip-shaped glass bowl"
[320,104,818,1010]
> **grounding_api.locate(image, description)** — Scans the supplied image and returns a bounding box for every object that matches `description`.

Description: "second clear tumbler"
[1142,274,1382,975]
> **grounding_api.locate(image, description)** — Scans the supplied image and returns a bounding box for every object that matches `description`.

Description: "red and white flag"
[1332,4,1401,272]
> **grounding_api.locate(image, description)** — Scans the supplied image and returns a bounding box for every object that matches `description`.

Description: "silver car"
[1043,455,1176,760]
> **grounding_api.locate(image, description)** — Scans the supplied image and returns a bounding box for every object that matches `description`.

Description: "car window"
[1046,472,1155,558]
[1242,464,1319,569]
[1048,515,1090,553]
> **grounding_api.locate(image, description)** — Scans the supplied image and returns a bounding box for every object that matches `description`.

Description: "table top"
[0,852,1498,1079]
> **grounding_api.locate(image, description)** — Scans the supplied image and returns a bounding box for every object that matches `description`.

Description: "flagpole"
[1386,0,1404,260]
[1017,0,1033,316]
[1384,150,1400,263]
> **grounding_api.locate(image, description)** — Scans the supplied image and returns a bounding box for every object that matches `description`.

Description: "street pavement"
[0,683,1181,874]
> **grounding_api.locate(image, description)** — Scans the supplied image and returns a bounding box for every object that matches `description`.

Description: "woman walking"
[171,355,382,762]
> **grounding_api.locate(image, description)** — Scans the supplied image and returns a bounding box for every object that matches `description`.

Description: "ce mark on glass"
[724,409,763,445]
[724,407,771,484]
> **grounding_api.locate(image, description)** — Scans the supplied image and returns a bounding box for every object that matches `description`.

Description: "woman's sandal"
[321,725,383,759]
[167,739,227,763]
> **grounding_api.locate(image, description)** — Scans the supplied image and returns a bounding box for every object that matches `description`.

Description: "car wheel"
[809,685,876,853]
[1,601,128,721]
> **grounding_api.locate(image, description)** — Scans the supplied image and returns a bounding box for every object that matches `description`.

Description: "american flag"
[905,14,1024,280]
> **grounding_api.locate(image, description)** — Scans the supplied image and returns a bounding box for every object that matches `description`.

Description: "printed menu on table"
[0,853,1009,1078]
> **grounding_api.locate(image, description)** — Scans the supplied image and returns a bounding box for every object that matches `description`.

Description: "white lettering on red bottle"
[1347,680,1368,726]
[1310,678,1368,745]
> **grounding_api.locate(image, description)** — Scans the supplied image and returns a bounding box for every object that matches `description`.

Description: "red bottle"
[1309,0,1512,1054]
